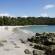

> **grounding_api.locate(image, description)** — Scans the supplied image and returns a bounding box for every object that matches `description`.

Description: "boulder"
[24,49,31,54]
[33,50,37,55]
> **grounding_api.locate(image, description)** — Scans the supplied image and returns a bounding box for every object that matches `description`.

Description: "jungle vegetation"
[0,16,55,25]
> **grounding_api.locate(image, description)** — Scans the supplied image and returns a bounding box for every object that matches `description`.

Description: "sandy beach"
[0,26,35,55]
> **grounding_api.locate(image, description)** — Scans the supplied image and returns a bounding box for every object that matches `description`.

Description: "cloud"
[44,4,55,9]
[21,16,28,17]
[41,13,48,17]
[0,13,10,16]
[0,13,16,17]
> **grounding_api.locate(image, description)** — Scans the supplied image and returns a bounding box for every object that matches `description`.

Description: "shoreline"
[0,26,55,55]
[0,26,55,33]
[0,26,35,40]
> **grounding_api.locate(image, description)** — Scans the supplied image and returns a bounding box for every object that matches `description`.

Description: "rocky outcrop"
[24,49,31,54]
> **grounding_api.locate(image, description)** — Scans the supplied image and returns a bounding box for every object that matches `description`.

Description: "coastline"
[0,26,35,40]
[0,26,55,55]
[0,26,55,34]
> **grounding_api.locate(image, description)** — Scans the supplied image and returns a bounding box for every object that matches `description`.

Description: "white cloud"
[20,15,28,18]
[44,4,55,9]
[0,13,16,17]
[0,13,10,16]
[41,13,48,17]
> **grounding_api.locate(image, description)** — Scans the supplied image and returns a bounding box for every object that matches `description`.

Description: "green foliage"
[0,16,55,25]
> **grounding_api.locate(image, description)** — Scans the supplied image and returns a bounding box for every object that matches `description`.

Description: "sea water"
[20,25,55,33]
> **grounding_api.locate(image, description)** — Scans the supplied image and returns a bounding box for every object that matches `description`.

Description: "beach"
[0,26,55,55]
[0,26,35,55]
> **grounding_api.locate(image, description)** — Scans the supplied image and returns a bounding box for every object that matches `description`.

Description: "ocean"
[20,25,55,33]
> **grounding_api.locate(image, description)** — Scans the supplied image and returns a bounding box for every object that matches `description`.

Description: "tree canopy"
[0,16,55,25]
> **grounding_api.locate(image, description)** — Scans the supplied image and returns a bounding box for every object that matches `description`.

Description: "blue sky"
[0,0,55,17]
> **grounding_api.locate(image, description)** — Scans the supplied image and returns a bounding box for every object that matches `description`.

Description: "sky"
[0,0,55,17]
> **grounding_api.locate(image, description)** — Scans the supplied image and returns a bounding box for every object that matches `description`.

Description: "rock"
[19,39,26,44]
[4,48,10,51]
[35,33,41,36]
[29,43,33,46]
[15,46,20,48]
[24,49,31,54]
[33,50,37,55]
[45,49,55,55]
[2,40,7,43]
[0,42,4,47]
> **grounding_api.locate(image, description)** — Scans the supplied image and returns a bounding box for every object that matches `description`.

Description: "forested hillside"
[0,16,55,25]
